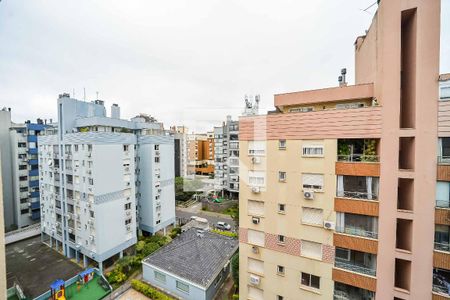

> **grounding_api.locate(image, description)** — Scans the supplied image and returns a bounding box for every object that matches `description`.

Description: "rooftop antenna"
[83,87,86,101]
[360,1,377,14]
[96,91,99,100]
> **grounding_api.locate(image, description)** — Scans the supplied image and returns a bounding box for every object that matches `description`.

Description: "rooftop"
[143,229,238,288]
[6,236,82,299]
[274,83,374,109]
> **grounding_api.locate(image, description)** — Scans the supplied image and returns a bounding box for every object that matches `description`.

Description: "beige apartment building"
[239,1,446,299]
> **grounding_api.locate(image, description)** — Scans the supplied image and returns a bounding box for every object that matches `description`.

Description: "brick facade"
[239,227,248,243]
[265,233,301,257]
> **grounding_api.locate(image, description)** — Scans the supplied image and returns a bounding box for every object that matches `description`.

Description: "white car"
[216,221,231,231]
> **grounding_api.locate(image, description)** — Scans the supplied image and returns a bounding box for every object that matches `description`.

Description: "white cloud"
[5,0,442,132]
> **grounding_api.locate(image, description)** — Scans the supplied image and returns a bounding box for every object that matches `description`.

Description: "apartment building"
[0,153,7,300]
[39,94,175,271]
[170,125,188,178]
[239,1,443,299]
[214,116,240,198]
[0,108,53,230]
[187,133,214,176]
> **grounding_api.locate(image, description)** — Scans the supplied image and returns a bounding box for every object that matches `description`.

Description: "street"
[175,206,237,231]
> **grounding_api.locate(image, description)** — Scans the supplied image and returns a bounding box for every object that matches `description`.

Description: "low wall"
[5,223,41,245]
[201,200,238,213]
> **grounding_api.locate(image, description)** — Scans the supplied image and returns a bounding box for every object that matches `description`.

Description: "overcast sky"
[0,1,449,132]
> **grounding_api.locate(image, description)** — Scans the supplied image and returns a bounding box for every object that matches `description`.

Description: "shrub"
[142,242,160,257]
[211,229,237,238]
[131,279,174,300]
[136,240,146,253]
[169,227,181,239]
[232,295,239,300]
[231,254,239,287]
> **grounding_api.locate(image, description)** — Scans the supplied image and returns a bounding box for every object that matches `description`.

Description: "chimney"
[111,104,120,119]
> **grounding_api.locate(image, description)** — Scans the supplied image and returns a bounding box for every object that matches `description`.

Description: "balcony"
[336,213,378,239]
[334,282,375,300]
[335,248,377,277]
[433,269,450,297]
[337,175,379,201]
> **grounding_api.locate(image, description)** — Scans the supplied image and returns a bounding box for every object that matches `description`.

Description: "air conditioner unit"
[251,157,261,164]
[251,186,260,193]
[303,190,314,200]
[66,214,71,220]
[126,225,131,231]
[251,246,259,254]
[89,235,95,241]
[252,217,260,225]
[68,228,73,234]
[323,221,335,230]
[249,274,260,286]
[126,211,131,216]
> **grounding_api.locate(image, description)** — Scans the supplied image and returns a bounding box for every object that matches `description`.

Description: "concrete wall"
[0,153,7,299]
[0,110,15,229]
[143,263,207,300]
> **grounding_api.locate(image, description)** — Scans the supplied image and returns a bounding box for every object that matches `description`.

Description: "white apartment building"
[214,116,239,198]
[39,94,175,271]
[0,107,54,230]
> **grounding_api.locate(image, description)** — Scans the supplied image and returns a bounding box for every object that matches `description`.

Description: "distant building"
[214,116,239,199]
[142,228,238,300]
[187,133,214,176]
[0,153,7,299]
[39,94,175,272]
[0,108,54,230]
[169,126,188,178]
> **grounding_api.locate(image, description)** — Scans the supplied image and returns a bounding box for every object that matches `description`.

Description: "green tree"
[231,254,239,287]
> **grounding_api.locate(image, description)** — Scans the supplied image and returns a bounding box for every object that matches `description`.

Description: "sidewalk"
[200,210,233,220]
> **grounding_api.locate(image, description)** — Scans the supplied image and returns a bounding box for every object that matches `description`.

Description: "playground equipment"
[78,268,95,284]
[50,279,66,300]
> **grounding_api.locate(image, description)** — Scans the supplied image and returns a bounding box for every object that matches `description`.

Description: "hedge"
[131,279,175,300]
[211,229,238,238]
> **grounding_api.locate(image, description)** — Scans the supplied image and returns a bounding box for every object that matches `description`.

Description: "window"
[278,171,286,182]
[20,209,28,215]
[277,265,285,275]
[155,157,160,163]
[176,280,189,293]
[87,144,92,152]
[440,85,450,100]
[278,204,285,213]
[89,210,94,218]
[154,144,160,150]
[125,203,131,210]
[278,235,285,244]
[74,145,79,152]
[248,141,266,156]
[302,173,324,191]
[302,145,324,157]
[336,102,365,110]
[279,140,286,149]
[125,218,132,225]
[289,107,314,113]
[248,171,265,187]
[248,258,264,274]
[154,271,166,283]
[277,296,284,300]
[248,229,265,247]
[123,145,129,152]
[301,240,322,260]
[301,272,320,289]
[248,200,264,216]
[302,207,323,226]
[335,248,350,261]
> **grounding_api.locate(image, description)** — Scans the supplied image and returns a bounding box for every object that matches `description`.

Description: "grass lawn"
[64,274,111,300]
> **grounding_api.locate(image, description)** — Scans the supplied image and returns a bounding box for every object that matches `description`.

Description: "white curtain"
[337,176,344,197]
[366,177,373,200]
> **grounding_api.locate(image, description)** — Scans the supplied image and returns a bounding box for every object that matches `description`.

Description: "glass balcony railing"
[438,156,450,165]
[337,154,379,162]
[335,258,376,277]
[435,242,450,252]
[336,190,378,201]
[436,200,450,208]
[336,226,378,239]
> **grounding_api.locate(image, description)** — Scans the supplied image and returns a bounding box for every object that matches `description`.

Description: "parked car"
[216,221,231,231]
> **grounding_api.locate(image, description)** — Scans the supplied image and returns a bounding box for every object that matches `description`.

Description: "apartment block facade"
[239,1,443,299]
[214,116,240,198]
[170,125,188,178]
[0,108,53,230]
[39,95,175,271]
[187,133,214,176]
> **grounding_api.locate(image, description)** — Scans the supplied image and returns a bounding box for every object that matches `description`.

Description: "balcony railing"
[436,200,450,208]
[438,156,450,165]
[433,283,450,296]
[335,258,376,277]
[336,226,378,239]
[435,242,450,252]
[337,190,378,201]
[337,154,379,163]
